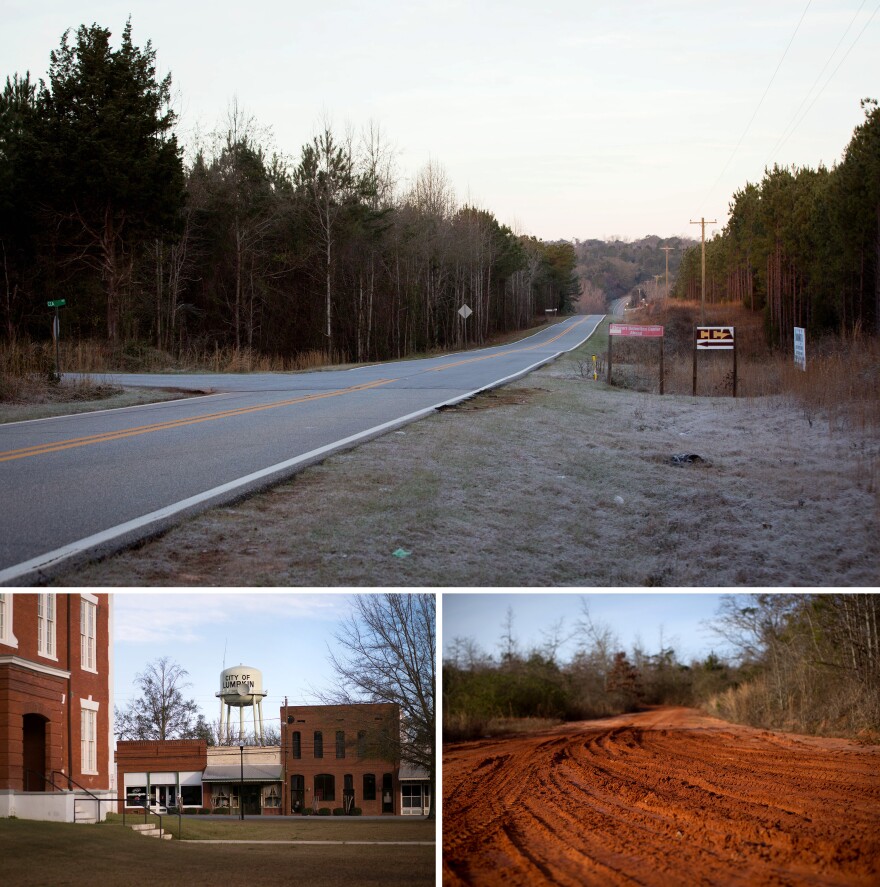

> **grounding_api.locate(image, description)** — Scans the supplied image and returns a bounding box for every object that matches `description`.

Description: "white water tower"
[216,665,268,744]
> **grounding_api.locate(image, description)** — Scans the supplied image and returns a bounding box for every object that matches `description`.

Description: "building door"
[343,774,355,814]
[22,714,47,791]
[242,784,261,815]
[382,773,393,814]
[290,775,305,813]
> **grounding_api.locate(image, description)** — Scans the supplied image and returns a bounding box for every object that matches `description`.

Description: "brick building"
[0,592,114,822]
[115,702,429,817]
[282,702,403,816]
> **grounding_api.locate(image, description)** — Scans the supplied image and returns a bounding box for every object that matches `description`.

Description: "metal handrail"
[18,771,181,835]
[23,769,65,792]
[51,770,107,822]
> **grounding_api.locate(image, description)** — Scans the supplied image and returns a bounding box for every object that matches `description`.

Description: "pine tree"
[36,19,184,340]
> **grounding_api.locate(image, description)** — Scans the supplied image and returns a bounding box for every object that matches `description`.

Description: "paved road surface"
[0,316,602,583]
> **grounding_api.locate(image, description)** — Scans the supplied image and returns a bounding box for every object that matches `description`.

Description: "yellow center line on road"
[0,378,396,463]
[427,317,591,372]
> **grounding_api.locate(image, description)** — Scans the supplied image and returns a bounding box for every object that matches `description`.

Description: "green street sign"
[47,299,66,308]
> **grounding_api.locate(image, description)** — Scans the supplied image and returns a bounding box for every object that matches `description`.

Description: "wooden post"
[607,333,612,385]
[732,334,737,398]
[692,327,697,396]
[659,335,664,395]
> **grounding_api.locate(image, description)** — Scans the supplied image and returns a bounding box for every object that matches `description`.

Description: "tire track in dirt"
[443,708,880,886]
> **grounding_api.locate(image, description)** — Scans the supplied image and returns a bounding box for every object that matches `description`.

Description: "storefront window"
[314,773,335,802]
[180,786,202,807]
[126,786,147,807]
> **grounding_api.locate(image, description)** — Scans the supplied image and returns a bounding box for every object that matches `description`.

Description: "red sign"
[609,323,664,338]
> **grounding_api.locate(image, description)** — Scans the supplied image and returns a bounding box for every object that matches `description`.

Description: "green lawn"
[0,817,436,886]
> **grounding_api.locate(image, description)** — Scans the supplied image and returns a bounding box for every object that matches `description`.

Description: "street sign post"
[607,323,665,393]
[693,326,736,396]
[793,327,806,371]
[47,299,67,381]
[458,304,472,349]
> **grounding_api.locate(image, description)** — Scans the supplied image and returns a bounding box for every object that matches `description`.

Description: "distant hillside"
[575,235,697,305]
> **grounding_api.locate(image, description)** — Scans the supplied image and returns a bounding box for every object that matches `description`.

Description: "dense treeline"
[443,602,738,741]
[0,22,579,363]
[674,100,880,343]
[707,594,879,737]
[575,235,694,305]
[444,595,879,742]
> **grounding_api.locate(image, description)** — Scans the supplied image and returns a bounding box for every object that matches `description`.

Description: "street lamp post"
[239,744,244,821]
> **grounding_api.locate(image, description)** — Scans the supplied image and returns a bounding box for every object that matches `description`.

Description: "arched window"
[314,731,323,759]
[290,774,304,813]
[291,731,301,759]
[363,773,376,801]
[336,730,345,758]
[314,773,335,802]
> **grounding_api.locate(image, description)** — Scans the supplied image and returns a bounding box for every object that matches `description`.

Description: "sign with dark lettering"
[695,326,734,349]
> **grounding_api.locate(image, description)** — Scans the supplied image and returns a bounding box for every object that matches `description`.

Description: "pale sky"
[442,592,735,664]
[3,1,876,241]
[112,592,368,734]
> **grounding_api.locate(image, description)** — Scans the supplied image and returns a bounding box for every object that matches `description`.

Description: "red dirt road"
[443,708,880,886]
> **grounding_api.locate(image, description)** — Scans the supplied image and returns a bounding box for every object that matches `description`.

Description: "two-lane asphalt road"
[0,315,602,584]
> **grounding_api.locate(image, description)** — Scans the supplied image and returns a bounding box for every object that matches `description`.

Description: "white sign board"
[695,326,735,349]
[793,327,806,371]
[458,304,472,320]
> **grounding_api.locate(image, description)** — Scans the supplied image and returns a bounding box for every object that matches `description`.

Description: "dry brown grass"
[614,300,880,432]
[0,817,434,887]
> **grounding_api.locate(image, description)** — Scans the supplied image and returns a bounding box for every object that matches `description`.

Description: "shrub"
[351,807,363,816]
[332,807,345,816]
[317,807,331,816]
[211,807,230,815]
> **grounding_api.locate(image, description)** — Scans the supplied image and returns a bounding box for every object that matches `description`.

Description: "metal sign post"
[47,299,66,381]
[607,323,665,392]
[458,304,472,349]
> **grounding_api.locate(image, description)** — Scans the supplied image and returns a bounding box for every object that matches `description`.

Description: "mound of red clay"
[443,707,880,886]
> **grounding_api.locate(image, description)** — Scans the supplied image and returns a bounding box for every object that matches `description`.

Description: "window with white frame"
[80,701,99,774]
[80,596,97,671]
[0,593,18,647]
[38,593,56,659]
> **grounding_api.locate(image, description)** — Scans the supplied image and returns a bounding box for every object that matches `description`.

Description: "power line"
[768,1,880,163]
[701,0,813,213]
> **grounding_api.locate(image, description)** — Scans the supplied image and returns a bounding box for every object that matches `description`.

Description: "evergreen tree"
[36,20,184,340]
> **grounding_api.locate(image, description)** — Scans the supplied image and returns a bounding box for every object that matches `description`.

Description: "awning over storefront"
[399,763,430,781]
[202,764,281,783]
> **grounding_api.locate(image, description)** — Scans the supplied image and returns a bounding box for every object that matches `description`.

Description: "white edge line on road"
[0,317,601,586]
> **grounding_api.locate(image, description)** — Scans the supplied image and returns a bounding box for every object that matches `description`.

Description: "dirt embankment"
[443,708,880,886]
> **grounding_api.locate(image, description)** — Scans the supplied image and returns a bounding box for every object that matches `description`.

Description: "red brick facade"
[115,740,208,813]
[282,703,401,815]
[0,592,112,794]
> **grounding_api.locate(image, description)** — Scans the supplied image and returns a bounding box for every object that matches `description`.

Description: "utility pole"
[689,218,716,324]
[660,246,675,301]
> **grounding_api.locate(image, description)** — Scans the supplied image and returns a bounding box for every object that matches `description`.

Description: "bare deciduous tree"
[115,656,209,741]
[323,593,435,818]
